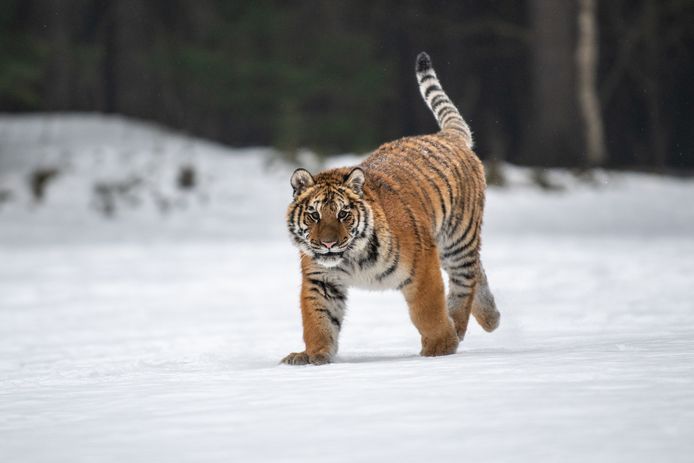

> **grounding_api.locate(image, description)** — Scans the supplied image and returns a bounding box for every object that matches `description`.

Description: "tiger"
[282,52,500,365]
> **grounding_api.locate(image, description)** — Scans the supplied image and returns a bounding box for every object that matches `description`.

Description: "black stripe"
[324,280,346,300]
[389,158,438,226]
[418,74,436,84]
[376,240,400,282]
[448,251,478,267]
[449,253,477,266]
[446,219,479,255]
[430,95,448,112]
[441,111,463,126]
[308,278,346,301]
[400,155,448,226]
[333,266,351,275]
[424,138,464,173]
[442,235,477,261]
[419,155,454,207]
[443,201,467,240]
[446,244,478,266]
[417,139,466,218]
[450,277,474,287]
[410,141,456,214]
[436,103,457,117]
[358,233,380,269]
[442,223,479,260]
[365,171,398,194]
[449,259,477,273]
[397,276,413,290]
[288,204,297,228]
[399,202,421,278]
[443,214,476,253]
[428,160,464,233]
[431,100,453,115]
[316,308,341,329]
[308,285,325,299]
[441,109,462,121]
[448,290,473,299]
[424,84,441,98]
[289,203,304,230]
[357,202,369,235]
[376,259,399,282]
[436,106,458,122]
[450,268,476,280]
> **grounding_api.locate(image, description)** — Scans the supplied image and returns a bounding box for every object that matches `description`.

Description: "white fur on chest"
[338,261,406,291]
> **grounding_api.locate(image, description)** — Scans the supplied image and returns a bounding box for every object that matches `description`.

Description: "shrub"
[29,167,60,202]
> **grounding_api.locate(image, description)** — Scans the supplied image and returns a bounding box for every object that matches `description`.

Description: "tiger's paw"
[280,351,332,366]
[420,331,459,357]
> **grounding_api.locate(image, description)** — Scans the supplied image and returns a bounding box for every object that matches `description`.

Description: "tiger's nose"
[321,240,337,249]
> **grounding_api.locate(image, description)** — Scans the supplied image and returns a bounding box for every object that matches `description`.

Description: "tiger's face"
[287,167,370,268]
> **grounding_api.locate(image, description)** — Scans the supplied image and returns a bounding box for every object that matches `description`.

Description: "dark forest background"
[1,0,693,169]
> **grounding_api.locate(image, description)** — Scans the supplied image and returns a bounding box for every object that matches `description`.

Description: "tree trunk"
[102,0,150,116]
[576,0,607,167]
[524,0,582,166]
[41,0,72,110]
[642,0,667,171]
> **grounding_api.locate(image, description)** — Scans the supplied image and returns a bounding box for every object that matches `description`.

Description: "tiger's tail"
[415,52,473,149]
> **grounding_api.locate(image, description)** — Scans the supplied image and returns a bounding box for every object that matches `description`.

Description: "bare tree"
[576,0,607,167]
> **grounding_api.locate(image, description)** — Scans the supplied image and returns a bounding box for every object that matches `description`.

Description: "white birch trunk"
[577,0,607,166]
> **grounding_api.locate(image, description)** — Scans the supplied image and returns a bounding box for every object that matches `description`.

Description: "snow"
[1,114,693,462]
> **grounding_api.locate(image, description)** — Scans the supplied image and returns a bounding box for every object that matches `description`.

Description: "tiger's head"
[287,167,371,268]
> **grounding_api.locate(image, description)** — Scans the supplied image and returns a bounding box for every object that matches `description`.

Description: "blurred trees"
[524,0,582,166]
[0,0,692,169]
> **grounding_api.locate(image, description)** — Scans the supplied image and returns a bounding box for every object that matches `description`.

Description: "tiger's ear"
[290,168,314,197]
[344,168,365,197]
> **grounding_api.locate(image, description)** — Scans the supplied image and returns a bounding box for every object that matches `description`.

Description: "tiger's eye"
[310,211,321,221]
[338,209,350,220]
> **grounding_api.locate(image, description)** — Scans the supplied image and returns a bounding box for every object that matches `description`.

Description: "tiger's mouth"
[313,249,345,259]
[312,250,345,267]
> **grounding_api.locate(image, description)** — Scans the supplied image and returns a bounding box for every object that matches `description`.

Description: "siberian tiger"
[282,52,500,365]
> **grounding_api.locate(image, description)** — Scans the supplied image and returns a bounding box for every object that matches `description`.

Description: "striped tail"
[415,52,473,148]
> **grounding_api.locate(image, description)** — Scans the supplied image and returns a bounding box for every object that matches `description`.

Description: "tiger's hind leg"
[440,213,483,340]
[441,227,481,340]
[445,260,500,339]
[445,262,477,340]
[471,262,500,332]
[401,249,459,357]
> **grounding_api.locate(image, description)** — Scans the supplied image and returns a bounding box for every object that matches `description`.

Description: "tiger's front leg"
[281,267,347,366]
[402,249,459,357]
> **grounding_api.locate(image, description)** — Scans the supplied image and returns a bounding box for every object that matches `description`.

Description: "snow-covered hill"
[1,114,693,462]
[1,113,693,244]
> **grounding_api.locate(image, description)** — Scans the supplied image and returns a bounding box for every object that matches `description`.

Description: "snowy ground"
[1,114,693,462]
